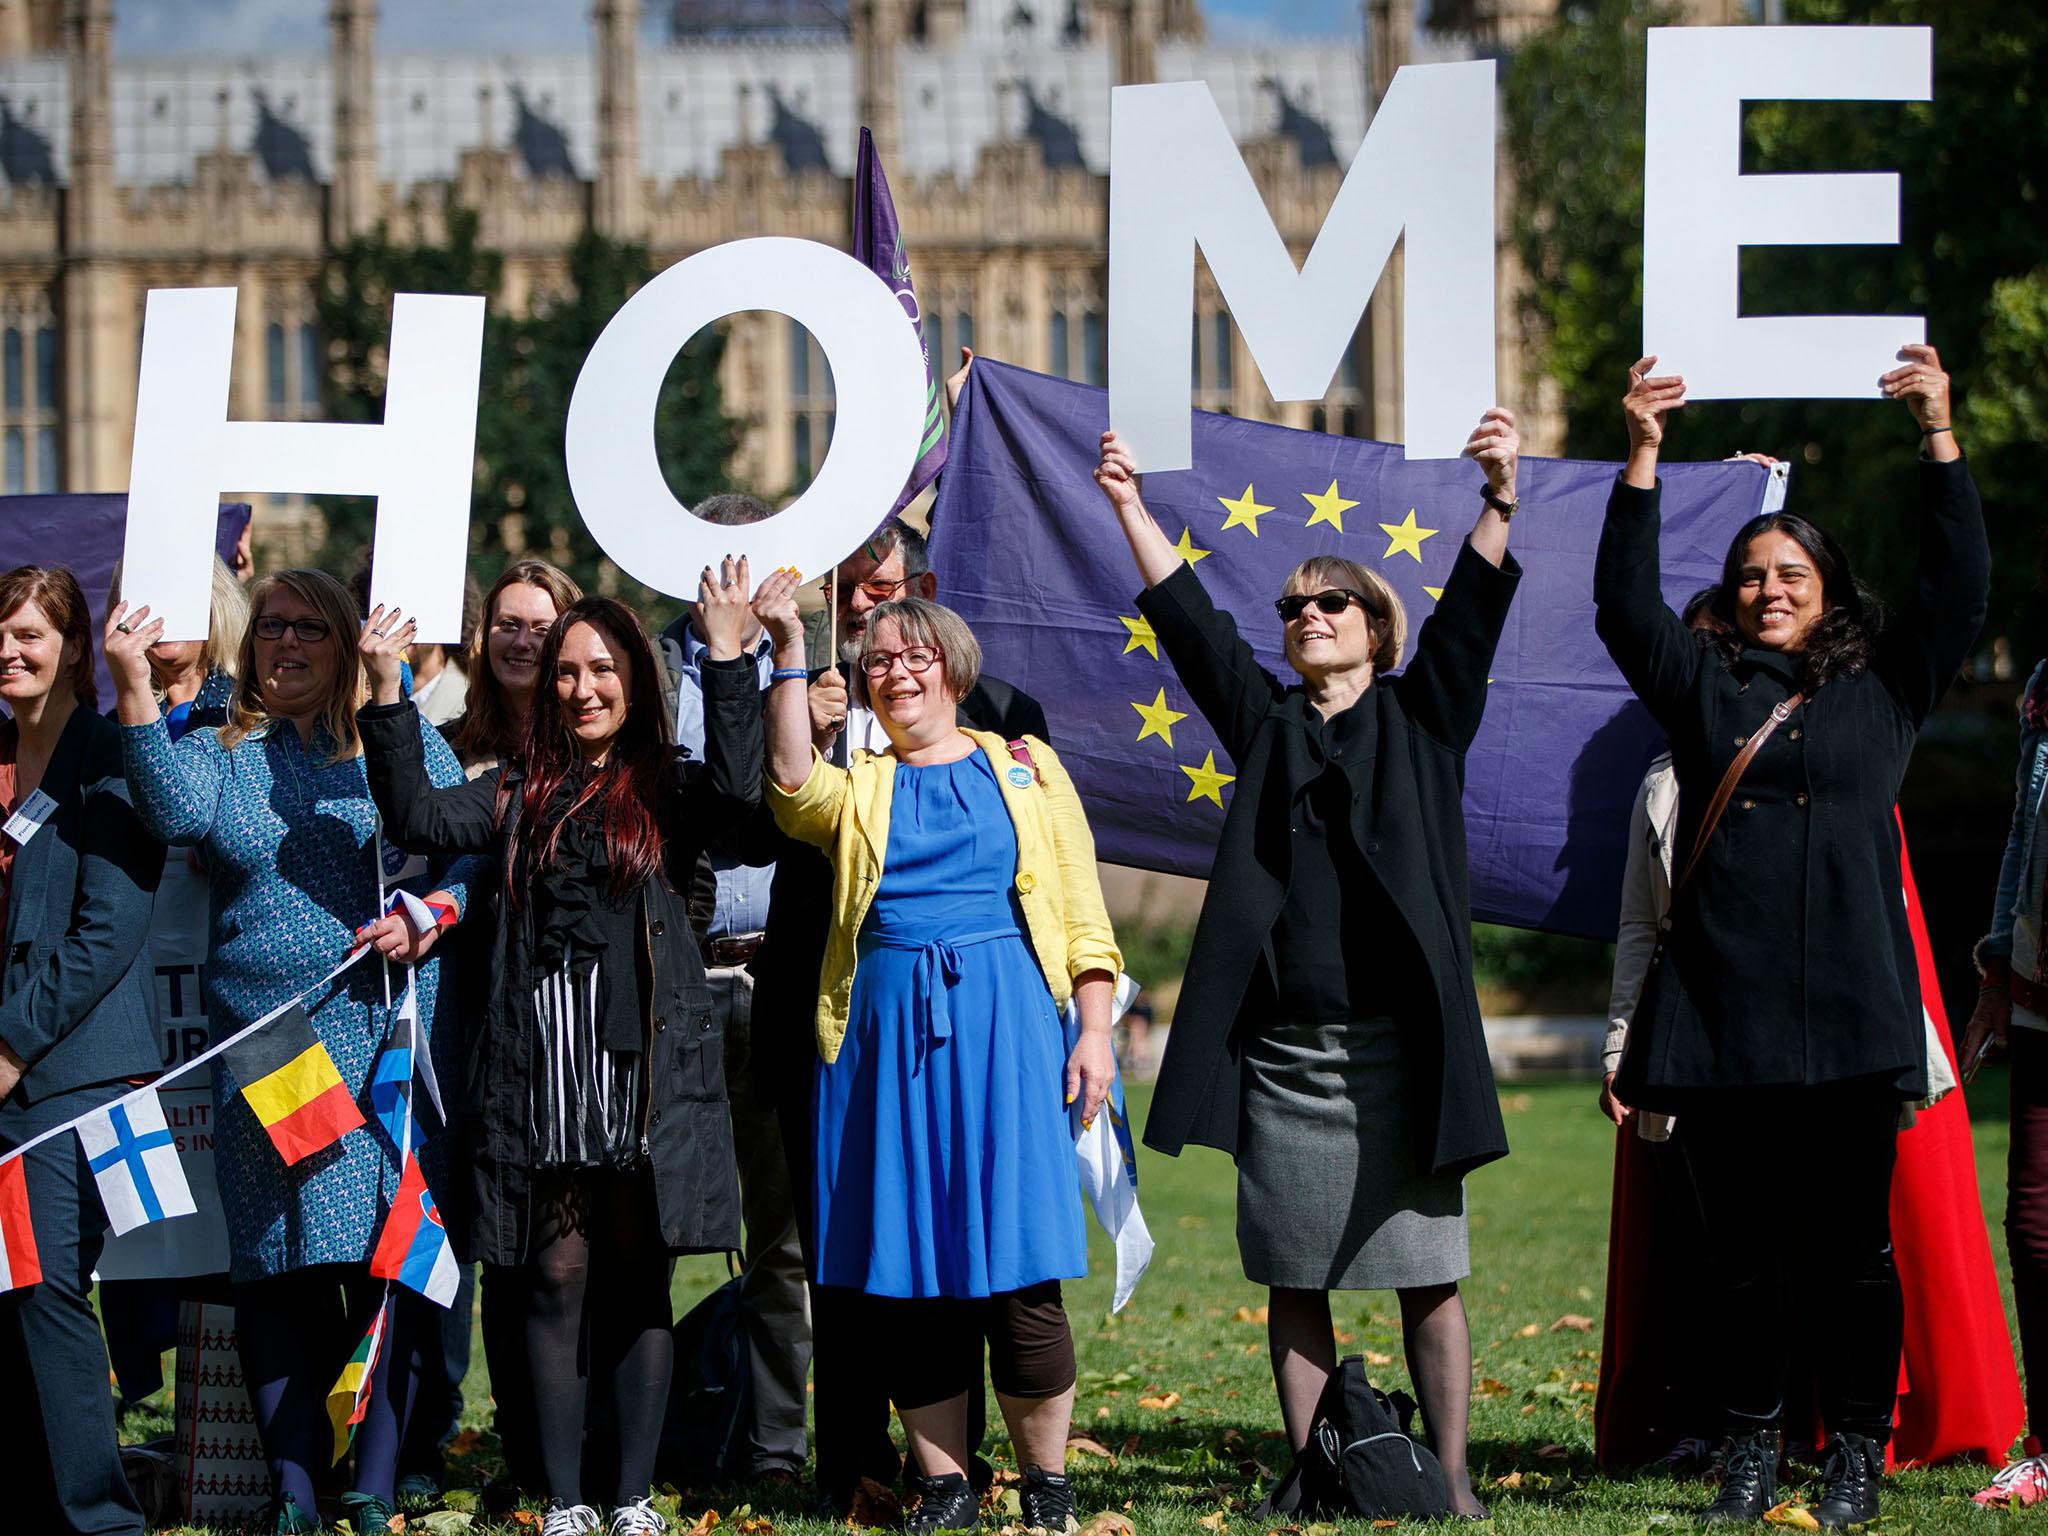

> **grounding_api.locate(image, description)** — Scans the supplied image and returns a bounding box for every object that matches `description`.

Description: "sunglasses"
[1274,589,1370,623]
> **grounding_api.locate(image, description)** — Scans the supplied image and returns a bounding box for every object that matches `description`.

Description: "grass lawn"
[138,1072,2027,1533]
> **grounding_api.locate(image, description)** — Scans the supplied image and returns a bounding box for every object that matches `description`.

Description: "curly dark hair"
[1705,512,1884,692]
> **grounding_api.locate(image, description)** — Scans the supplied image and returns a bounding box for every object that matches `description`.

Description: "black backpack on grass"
[1262,1355,1451,1520]
[655,1271,752,1484]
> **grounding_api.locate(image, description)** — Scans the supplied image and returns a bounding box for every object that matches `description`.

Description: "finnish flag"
[76,1091,198,1236]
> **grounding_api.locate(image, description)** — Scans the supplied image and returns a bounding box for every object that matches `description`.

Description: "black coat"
[1137,545,1521,1176]
[358,656,763,1266]
[0,708,164,1106]
[1594,457,1989,1107]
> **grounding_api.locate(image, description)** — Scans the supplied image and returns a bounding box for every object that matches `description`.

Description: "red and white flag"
[0,1155,43,1293]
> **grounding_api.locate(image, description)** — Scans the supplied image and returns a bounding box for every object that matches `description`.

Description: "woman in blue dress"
[762,589,1122,1536]
[107,569,484,1536]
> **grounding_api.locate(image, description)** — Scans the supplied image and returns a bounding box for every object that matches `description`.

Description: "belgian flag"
[225,1004,364,1165]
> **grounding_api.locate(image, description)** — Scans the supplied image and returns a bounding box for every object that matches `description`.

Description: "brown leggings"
[841,1281,1077,1410]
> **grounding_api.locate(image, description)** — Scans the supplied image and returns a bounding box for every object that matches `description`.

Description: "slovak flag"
[369,1151,459,1308]
[0,1155,41,1293]
[75,1091,198,1236]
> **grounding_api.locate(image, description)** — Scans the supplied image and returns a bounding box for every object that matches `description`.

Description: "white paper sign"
[565,237,928,592]
[1642,25,1931,399]
[1107,64,1496,469]
[124,287,485,642]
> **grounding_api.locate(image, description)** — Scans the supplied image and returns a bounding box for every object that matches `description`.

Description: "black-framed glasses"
[860,645,943,679]
[254,615,333,643]
[1274,589,1369,623]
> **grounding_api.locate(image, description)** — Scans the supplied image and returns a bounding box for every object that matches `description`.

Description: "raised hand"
[1624,355,1686,452]
[1464,407,1520,499]
[696,554,754,662]
[750,566,807,655]
[103,600,164,701]
[945,345,976,414]
[359,604,415,707]
[1094,430,1144,516]
[1880,343,1952,432]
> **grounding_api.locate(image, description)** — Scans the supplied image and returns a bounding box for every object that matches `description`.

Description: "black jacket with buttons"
[1594,458,1989,1108]
[1136,544,1521,1176]
[358,657,763,1266]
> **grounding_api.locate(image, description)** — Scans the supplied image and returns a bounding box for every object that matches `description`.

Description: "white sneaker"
[541,1504,604,1536]
[609,1498,670,1535]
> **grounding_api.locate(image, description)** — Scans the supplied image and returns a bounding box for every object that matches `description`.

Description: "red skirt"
[1593,814,2022,1470]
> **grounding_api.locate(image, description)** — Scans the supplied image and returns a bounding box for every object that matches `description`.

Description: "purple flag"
[0,494,250,705]
[928,362,1774,941]
[853,126,946,516]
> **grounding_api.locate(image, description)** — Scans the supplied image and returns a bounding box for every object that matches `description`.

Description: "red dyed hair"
[500,597,670,907]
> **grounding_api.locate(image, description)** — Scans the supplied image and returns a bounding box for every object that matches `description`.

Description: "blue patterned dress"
[122,714,483,1282]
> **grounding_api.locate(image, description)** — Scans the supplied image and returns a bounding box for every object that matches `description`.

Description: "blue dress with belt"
[813,752,1085,1299]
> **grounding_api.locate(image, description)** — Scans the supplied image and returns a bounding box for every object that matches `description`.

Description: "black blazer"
[1594,457,1989,1106]
[358,656,764,1265]
[0,708,165,1107]
[1137,544,1521,1176]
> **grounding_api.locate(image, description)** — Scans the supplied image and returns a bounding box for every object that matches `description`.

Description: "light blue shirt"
[673,623,777,940]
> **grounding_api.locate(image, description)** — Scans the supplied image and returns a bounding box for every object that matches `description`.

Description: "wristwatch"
[1481,486,1520,521]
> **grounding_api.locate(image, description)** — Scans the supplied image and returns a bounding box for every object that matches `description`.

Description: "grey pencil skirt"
[1236,1015,1469,1291]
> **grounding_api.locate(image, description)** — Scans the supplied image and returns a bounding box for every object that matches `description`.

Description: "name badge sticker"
[1006,765,1035,789]
[4,787,57,846]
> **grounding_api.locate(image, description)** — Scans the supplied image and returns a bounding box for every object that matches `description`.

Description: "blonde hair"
[1284,555,1406,675]
[108,555,250,683]
[219,569,364,760]
[859,596,982,701]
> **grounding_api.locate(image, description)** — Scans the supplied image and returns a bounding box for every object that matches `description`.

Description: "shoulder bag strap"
[1006,737,1042,784]
[1672,692,1805,898]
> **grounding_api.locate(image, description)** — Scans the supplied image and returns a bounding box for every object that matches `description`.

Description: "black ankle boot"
[1701,1431,1778,1523]
[1810,1434,1882,1529]
[904,1472,978,1536]
[1019,1466,1078,1535]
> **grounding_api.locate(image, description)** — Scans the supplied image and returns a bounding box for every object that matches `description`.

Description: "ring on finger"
[115,620,133,634]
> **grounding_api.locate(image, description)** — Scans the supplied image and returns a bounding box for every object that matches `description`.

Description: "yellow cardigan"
[767,729,1124,1063]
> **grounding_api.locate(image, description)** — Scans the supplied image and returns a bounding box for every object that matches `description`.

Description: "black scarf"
[525,778,647,1053]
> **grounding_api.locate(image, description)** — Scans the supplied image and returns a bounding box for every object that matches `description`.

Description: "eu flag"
[927,361,1773,940]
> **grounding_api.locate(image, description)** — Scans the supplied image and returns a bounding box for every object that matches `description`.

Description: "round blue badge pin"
[1006,765,1034,788]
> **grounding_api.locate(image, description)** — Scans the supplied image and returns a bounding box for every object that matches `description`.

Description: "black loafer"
[1019,1465,1078,1535]
[904,1472,979,1536]
[1701,1431,1778,1523]
[1810,1433,1881,1529]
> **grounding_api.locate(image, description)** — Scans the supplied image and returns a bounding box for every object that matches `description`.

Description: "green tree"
[316,209,742,618]
[1506,0,2048,650]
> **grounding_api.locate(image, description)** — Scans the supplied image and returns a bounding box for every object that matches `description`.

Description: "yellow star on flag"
[1118,615,1159,659]
[1379,508,1439,563]
[1131,688,1188,746]
[1170,527,1211,565]
[1217,484,1273,537]
[1422,586,1444,602]
[1181,750,1236,808]
[1302,480,1358,532]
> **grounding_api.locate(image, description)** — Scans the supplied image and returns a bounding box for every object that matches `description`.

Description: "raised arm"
[1394,408,1526,749]
[357,699,502,855]
[676,560,776,822]
[1593,357,1704,726]
[1095,431,1281,761]
[106,600,224,845]
[1871,345,1990,727]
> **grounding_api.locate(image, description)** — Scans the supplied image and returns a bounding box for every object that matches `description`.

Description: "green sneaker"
[272,1492,322,1534]
[338,1490,397,1533]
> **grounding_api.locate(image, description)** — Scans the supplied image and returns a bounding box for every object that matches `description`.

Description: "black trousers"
[1677,1081,1903,1443]
[0,1083,145,1536]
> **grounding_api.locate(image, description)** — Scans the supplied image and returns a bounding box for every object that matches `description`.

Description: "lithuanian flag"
[224,1004,364,1165]
[325,1297,387,1463]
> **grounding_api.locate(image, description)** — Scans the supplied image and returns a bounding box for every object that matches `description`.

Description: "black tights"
[520,1167,676,1508]
[235,1264,430,1517]
[1680,1083,1903,1442]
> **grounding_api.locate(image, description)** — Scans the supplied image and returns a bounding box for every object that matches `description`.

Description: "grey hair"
[693,492,773,527]
[859,596,981,701]
[872,517,931,579]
